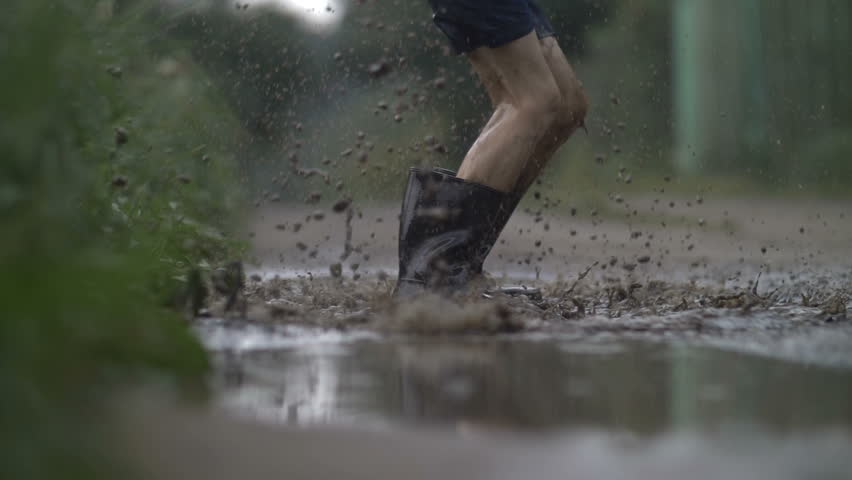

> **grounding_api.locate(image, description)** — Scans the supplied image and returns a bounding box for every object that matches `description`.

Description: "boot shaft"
[396,167,519,295]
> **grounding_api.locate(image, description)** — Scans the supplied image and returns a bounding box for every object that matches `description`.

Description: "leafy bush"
[0,1,246,478]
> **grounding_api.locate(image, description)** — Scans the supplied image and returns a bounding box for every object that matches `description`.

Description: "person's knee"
[516,83,562,127]
[553,87,589,140]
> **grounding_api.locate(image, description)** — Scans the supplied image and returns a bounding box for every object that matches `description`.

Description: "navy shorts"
[427,0,556,54]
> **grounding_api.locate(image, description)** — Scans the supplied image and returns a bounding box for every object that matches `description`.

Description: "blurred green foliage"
[671,0,852,193]
[166,0,851,207]
[167,0,615,204]
[0,0,246,478]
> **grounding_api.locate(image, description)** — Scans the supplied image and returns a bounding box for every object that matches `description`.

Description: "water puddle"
[197,319,852,434]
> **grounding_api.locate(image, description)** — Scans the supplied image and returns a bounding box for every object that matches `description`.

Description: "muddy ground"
[250,194,852,276]
[173,195,852,480]
[199,194,852,364]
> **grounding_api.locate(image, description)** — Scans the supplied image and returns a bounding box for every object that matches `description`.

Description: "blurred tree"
[674,0,852,191]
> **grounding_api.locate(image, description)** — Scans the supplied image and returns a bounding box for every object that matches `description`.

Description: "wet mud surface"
[236,198,850,348]
[250,197,852,282]
[189,198,852,477]
[197,262,852,432]
[231,270,849,339]
[125,398,852,480]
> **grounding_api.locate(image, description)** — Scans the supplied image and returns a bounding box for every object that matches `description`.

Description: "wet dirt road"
[177,194,852,479]
[237,194,850,360]
[250,194,852,282]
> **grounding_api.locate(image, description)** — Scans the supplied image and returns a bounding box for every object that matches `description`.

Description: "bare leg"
[459,35,588,195]
[512,37,588,196]
[457,32,562,193]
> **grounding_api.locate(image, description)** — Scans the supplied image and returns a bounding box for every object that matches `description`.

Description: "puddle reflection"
[209,335,852,433]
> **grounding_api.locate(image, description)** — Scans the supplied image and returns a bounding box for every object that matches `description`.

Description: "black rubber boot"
[394,167,520,297]
[419,168,521,275]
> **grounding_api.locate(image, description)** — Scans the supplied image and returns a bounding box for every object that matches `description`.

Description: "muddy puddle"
[199,326,852,433]
[186,266,852,479]
[197,267,852,430]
